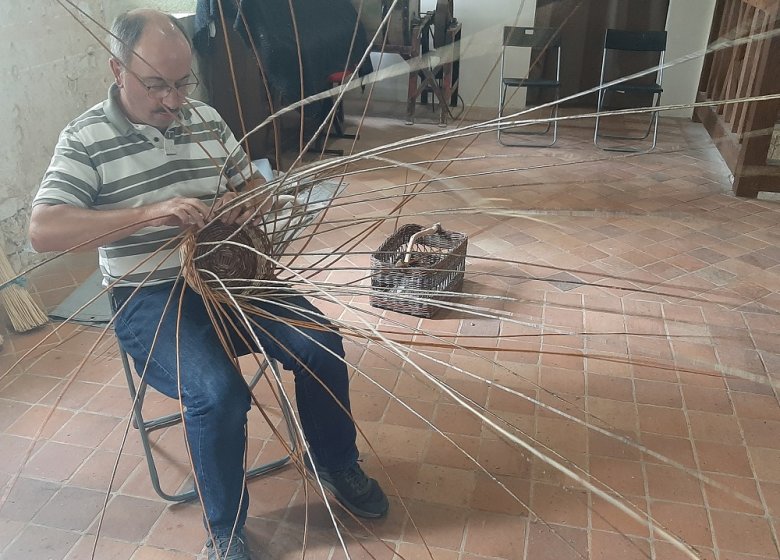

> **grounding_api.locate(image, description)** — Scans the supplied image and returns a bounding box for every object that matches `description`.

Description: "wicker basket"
[181,222,276,298]
[370,223,468,318]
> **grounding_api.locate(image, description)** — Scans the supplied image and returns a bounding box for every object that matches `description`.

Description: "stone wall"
[0,1,197,270]
[0,2,112,269]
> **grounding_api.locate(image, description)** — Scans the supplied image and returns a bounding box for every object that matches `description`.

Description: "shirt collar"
[104,83,193,136]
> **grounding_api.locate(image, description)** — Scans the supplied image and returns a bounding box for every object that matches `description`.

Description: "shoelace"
[207,534,248,558]
[338,464,369,494]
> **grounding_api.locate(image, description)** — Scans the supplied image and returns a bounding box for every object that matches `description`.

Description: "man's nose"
[161,88,184,111]
[161,102,181,115]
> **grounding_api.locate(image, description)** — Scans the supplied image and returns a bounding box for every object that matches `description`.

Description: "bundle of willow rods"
[0,239,48,332]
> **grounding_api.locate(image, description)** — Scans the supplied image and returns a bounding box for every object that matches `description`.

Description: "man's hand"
[212,191,278,225]
[143,197,211,228]
[211,191,242,224]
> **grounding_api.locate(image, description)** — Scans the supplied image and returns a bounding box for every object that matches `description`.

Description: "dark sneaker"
[310,460,389,519]
[205,530,252,560]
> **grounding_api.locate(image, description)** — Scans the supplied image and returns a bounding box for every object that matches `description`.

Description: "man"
[29,9,387,560]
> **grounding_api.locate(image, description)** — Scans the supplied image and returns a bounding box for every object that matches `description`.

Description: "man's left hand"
[213,191,275,225]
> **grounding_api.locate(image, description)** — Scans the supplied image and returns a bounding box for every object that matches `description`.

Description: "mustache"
[153,108,180,117]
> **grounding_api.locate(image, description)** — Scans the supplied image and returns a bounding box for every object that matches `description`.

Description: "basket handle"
[403,223,442,265]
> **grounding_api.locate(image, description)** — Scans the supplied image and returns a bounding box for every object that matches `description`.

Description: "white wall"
[103,0,196,26]
[664,0,716,118]
[0,1,111,263]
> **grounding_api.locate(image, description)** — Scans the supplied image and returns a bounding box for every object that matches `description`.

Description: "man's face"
[111,28,194,131]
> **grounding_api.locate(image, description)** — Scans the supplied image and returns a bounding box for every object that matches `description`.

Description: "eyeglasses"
[132,72,200,100]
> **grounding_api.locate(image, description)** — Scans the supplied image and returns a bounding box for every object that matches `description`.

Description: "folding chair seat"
[593,29,668,152]
[497,26,562,147]
[111,293,297,502]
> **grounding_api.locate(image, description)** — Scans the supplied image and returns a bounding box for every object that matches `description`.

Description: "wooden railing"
[694,0,780,197]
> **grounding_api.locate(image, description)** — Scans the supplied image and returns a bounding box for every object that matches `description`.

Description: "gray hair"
[109,11,190,65]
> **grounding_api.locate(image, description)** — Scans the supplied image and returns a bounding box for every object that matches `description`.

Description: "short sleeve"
[34,128,100,208]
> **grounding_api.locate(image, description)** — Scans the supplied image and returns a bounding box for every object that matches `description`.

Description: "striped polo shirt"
[34,85,253,287]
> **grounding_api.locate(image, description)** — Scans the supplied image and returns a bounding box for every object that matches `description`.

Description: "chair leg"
[333,101,357,140]
[308,92,357,157]
[243,358,298,481]
[497,85,507,143]
[122,354,191,502]
[306,99,342,157]
[498,89,559,148]
[595,92,662,152]
[121,349,296,503]
[593,87,606,147]
[648,108,660,151]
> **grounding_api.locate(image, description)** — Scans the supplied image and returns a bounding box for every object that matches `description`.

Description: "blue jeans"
[113,281,358,538]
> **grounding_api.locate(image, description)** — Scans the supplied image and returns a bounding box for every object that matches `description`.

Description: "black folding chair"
[111,292,297,502]
[497,26,562,147]
[593,29,668,152]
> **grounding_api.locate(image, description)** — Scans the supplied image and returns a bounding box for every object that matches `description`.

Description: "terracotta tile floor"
[1,111,779,560]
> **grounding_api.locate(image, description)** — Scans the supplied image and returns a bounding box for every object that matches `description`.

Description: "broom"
[0,237,48,332]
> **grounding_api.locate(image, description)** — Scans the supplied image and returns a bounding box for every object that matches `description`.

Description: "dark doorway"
[530,0,670,107]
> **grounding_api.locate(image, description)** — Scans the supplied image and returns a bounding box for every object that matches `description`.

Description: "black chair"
[594,29,668,152]
[111,293,297,502]
[497,26,562,147]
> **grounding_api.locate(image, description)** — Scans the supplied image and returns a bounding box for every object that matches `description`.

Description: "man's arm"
[29,197,211,253]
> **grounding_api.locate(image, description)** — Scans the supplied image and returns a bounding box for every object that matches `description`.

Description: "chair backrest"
[604,29,667,53]
[600,28,667,88]
[500,26,562,84]
[503,26,561,49]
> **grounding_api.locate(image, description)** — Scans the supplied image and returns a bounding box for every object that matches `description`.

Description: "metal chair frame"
[594,29,668,152]
[112,293,297,502]
[497,26,562,148]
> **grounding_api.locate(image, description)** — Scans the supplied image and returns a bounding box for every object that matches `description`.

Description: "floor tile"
[92,495,167,542]
[2,524,80,560]
[33,486,107,531]
[0,476,60,522]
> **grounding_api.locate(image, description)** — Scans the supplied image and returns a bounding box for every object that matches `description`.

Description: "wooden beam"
[694,95,741,171]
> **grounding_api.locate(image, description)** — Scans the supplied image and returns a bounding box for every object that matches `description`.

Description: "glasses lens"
[148,85,172,99]
[177,83,197,97]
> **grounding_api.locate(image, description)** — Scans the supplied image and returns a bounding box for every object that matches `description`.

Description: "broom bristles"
[0,247,48,333]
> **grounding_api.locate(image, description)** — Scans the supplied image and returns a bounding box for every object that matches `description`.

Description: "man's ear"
[109,57,124,87]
